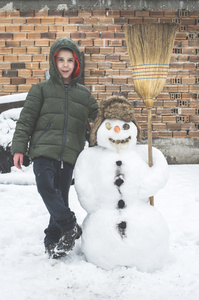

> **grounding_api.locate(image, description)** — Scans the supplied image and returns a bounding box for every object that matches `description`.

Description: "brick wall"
[0,9,199,140]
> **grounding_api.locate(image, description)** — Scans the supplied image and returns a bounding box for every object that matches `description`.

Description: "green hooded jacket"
[11,37,98,166]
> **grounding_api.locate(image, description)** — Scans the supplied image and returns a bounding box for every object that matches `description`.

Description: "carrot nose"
[114,126,120,133]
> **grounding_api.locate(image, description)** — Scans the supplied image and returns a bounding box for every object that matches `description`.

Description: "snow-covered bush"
[0,107,22,149]
[0,107,23,173]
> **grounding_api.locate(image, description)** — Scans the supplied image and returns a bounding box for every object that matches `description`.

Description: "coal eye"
[123,123,130,130]
[105,122,112,130]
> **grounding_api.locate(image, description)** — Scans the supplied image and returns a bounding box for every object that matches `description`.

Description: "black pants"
[33,157,76,247]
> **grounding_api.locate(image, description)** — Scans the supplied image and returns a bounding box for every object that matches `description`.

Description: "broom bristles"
[125,23,178,104]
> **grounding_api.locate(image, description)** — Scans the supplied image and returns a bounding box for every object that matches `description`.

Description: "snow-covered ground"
[0,164,199,300]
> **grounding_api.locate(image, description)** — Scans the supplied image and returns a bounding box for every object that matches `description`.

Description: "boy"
[11,37,98,258]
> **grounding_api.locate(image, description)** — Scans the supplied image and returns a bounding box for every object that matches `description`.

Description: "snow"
[0,164,199,299]
[0,92,27,104]
[39,5,49,12]
[0,107,22,148]
[0,2,14,11]
[57,4,68,10]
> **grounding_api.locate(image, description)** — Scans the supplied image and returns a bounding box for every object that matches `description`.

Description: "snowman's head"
[97,119,138,151]
[90,96,141,147]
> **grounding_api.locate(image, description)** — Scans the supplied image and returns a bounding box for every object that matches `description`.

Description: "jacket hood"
[49,37,82,85]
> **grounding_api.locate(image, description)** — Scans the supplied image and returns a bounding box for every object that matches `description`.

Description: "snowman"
[74,96,169,272]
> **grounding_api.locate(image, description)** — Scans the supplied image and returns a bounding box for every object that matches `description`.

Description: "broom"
[125,23,178,206]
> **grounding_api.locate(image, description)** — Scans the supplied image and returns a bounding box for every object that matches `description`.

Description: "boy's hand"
[13,153,24,169]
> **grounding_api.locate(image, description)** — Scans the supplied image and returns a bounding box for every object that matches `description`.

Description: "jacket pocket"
[33,123,51,149]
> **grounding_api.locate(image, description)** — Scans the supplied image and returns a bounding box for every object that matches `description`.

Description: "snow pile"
[39,5,49,11]
[0,92,26,148]
[0,107,22,148]
[0,2,14,11]
[57,4,68,10]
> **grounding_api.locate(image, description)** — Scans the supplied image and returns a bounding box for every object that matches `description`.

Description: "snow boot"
[45,242,57,258]
[45,242,68,259]
[54,223,82,257]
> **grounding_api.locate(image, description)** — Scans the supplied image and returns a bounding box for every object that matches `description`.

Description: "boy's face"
[55,49,75,84]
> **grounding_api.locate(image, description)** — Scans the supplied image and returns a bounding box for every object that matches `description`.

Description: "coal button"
[118,221,127,229]
[116,160,122,166]
[118,200,125,209]
[115,178,124,187]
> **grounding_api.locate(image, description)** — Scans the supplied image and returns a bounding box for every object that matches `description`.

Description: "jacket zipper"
[33,123,51,149]
[58,84,68,163]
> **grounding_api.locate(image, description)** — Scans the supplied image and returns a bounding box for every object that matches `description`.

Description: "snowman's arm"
[74,149,99,213]
[138,146,169,199]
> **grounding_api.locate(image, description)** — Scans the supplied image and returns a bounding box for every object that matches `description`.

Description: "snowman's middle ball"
[97,119,137,151]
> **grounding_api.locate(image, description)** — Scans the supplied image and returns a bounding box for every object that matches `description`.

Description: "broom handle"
[147,107,154,206]
[147,108,153,167]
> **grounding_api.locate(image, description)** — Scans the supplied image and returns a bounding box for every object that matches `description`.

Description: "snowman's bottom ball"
[81,206,170,272]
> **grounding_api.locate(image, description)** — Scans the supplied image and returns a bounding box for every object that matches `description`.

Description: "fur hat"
[90,96,141,146]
